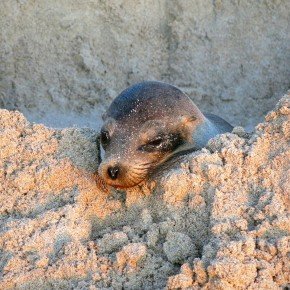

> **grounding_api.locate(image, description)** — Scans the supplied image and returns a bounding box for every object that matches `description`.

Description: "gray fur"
[204,113,233,133]
[192,115,233,150]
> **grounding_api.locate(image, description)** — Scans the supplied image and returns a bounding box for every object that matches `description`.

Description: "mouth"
[103,177,145,189]
[109,180,144,189]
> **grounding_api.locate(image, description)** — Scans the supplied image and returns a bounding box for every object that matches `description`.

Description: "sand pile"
[0,93,289,289]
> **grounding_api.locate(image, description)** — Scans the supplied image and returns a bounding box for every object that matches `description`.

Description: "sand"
[1,0,290,130]
[0,93,289,289]
[0,1,290,288]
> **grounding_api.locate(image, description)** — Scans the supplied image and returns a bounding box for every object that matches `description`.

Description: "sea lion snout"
[98,160,122,186]
[98,157,148,188]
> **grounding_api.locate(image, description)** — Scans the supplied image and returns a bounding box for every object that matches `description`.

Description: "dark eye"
[100,129,110,148]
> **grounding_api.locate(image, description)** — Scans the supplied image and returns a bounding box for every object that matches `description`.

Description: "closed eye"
[138,136,164,152]
[147,137,163,147]
[138,133,184,153]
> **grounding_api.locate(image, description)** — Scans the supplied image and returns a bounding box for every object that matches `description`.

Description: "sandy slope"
[1,1,289,130]
[0,93,289,289]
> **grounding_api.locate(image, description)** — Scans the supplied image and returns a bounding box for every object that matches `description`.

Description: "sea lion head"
[98,81,206,188]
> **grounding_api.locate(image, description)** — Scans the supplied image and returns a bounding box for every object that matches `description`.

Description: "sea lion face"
[98,81,205,188]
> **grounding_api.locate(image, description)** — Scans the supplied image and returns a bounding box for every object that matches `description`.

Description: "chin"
[105,179,144,189]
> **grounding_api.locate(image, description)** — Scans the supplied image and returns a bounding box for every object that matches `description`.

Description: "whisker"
[138,162,152,166]
[133,164,154,171]
[129,171,146,180]
[127,175,136,184]
[134,163,156,169]
[131,169,149,174]
[129,170,147,180]
[133,164,151,168]
[127,172,145,185]
[131,167,150,173]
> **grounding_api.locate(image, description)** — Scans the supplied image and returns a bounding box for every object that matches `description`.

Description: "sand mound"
[0,93,289,289]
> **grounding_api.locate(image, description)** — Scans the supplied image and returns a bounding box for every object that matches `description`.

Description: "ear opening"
[179,115,197,125]
[102,111,108,121]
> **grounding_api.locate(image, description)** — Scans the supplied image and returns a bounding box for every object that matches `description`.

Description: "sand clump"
[0,93,289,289]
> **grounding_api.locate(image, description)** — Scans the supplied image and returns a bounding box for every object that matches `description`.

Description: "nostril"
[107,166,119,180]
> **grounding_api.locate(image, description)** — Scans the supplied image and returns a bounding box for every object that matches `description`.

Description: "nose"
[107,166,119,180]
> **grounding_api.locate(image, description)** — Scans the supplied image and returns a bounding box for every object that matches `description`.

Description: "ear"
[179,115,197,125]
[102,111,108,121]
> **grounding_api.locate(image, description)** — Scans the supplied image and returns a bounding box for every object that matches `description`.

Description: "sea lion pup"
[98,81,233,188]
